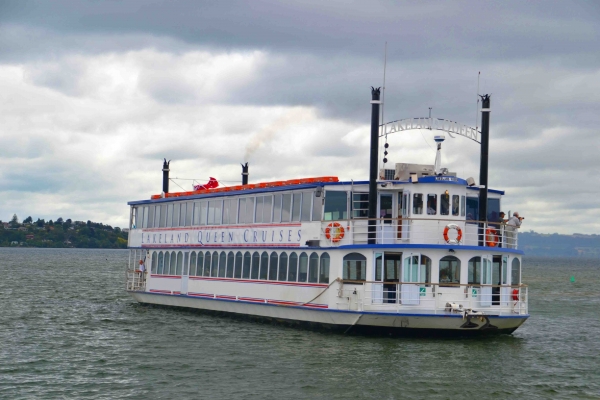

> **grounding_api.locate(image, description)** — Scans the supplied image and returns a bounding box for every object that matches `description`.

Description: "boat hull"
[128,290,528,336]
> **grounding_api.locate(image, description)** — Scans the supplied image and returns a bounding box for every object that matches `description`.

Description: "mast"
[368,87,381,244]
[478,94,491,246]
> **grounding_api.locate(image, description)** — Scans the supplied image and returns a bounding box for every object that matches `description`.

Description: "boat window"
[441,193,450,216]
[255,196,264,223]
[269,252,278,280]
[439,256,460,286]
[259,252,269,280]
[281,194,292,222]
[186,202,194,226]
[312,192,322,221]
[158,205,166,227]
[238,198,247,224]
[403,255,419,283]
[511,258,520,285]
[251,252,260,279]
[468,256,481,285]
[273,194,282,223]
[196,252,204,277]
[413,194,423,215]
[183,252,189,276]
[420,255,431,284]
[208,251,217,276]
[460,195,466,216]
[203,251,211,276]
[247,197,256,223]
[278,252,288,281]
[192,202,201,226]
[142,206,149,228]
[218,252,227,277]
[177,203,184,227]
[147,206,154,228]
[298,252,308,282]
[171,203,179,227]
[154,205,161,228]
[190,251,197,276]
[466,197,478,222]
[426,194,437,215]
[150,252,157,274]
[163,251,170,274]
[343,253,367,281]
[234,252,243,278]
[242,251,251,279]
[176,251,183,275]
[319,253,330,284]
[301,192,311,221]
[308,252,319,283]
[208,200,222,225]
[157,251,164,274]
[226,252,235,278]
[223,198,238,225]
[154,251,161,274]
[131,207,137,229]
[452,195,459,216]
[488,198,501,226]
[170,252,177,275]
[375,253,383,281]
[352,193,369,218]
[288,252,298,281]
[324,191,348,221]
[292,193,302,221]
[502,256,508,284]
[166,204,173,227]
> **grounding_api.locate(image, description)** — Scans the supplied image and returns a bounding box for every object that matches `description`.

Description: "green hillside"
[0,215,128,249]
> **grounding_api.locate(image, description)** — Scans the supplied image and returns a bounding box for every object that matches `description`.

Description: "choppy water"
[1,248,599,399]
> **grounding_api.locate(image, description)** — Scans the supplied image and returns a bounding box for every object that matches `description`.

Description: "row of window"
[132,191,322,229]
[343,254,521,285]
[150,250,330,284]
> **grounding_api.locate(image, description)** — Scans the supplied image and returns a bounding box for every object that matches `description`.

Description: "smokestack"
[241,162,249,185]
[368,87,381,245]
[478,94,490,246]
[162,158,170,194]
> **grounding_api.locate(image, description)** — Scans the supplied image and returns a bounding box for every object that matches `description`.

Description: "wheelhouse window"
[281,194,292,222]
[413,194,423,215]
[460,195,466,216]
[343,253,366,281]
[452,195,460,216]
[468,256,481,285]
[352,193,369,218]
[292,193,302,221]
[223,198,238,225]
[427,194,437,215]
[441,193,450,216]
[273,194,282,222]
[466,197,478,221]
[312,192,322,221]
[184,202,193,226]
[255,196,272,223]
[324,191,348,221]
[439,256,460,286]
[301,192,312,221]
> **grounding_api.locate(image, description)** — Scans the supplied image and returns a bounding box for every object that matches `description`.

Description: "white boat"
[125,90,528,336]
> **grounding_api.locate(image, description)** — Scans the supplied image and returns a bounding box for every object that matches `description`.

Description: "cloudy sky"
[1,1,599,233]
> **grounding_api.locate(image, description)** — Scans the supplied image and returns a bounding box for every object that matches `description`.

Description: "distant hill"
[0,217,128,249]
[519,231,600,258]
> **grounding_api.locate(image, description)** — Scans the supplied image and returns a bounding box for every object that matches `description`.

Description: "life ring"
[325,222,345,243]
[512,289,519,301]
[486,228,498,247]
[443,223,462,244]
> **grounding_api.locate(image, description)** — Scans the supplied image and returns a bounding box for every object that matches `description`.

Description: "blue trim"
[467,186,505,195]
[135,291,529,319]
[417,176,467,185]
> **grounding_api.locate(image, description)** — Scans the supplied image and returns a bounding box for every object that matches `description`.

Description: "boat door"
[181,252,190,295]
[378,193,394,244]
[383,253,401,303]
[373,253,383,304]
[480,255,493,307]
[401,254,421,305]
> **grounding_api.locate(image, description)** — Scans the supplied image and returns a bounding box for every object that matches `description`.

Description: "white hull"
[129,290,528,335]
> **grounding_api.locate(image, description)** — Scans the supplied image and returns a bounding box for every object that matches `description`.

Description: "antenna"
[475,71,480,132]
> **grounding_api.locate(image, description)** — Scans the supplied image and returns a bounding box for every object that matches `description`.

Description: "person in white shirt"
[506,212,523,248]
[138,259,146,281]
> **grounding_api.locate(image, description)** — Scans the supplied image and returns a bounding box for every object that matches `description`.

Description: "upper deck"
[127,174,519,252]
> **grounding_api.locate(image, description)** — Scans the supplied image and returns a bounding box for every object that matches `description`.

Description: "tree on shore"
[23,216,33,224]
[10,214,19,228]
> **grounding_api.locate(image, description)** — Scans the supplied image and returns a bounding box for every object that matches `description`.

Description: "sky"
[0,0,599,233]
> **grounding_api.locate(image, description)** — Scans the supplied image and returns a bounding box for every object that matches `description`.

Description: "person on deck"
[138,259,146,282]
[506,212,523,248]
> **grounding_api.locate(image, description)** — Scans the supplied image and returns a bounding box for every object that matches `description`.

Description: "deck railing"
[126,269,146,291]
[336,280,528,315]
[321,218,519,248]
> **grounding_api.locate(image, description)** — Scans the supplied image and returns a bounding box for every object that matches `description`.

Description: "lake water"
[1,248,599,399]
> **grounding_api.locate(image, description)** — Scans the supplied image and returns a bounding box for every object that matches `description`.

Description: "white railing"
[126,269,146,291]
[337,281,528,315]
[321,218,519,248]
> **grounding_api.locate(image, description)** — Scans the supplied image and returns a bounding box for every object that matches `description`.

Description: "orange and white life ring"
[325,222,345,243]
[512,289,520,302]
[443,223,462,244]
[486,228,498,247]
